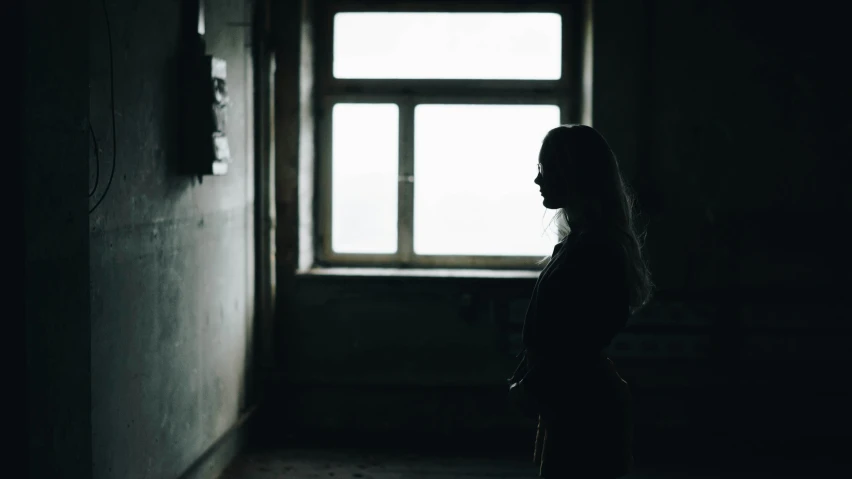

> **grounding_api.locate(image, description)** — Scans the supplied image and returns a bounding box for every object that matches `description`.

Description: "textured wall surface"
[88,0,255,477]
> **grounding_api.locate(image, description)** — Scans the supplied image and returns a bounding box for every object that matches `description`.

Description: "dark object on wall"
[179,0,230,177]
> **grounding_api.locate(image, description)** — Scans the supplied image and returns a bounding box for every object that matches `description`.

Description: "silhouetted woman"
[508,124,653,478]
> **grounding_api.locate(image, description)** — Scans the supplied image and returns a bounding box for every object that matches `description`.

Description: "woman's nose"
[534,174,542,185]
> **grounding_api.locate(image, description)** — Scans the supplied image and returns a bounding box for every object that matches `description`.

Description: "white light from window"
[334,12,562,80]
[413,104,561,256]
[332,103,399,254]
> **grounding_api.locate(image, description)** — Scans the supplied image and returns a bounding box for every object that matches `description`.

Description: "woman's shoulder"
[570,228,623,258]
[556,230,623,278]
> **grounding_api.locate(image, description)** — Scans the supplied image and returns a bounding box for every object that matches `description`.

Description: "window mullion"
[397,100,415,264]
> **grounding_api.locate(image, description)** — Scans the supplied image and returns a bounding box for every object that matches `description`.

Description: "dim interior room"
[21,0,851,478]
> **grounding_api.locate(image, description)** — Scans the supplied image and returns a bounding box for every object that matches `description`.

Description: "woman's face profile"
[534,142,567,210]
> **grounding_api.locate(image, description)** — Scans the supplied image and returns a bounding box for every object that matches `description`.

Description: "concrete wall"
[272,0,852,459]
[88,0,255,477]
[25,0,92,476]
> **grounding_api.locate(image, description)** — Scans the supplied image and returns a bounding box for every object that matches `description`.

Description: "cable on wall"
[89,0,117,215]
[88,119,100,197]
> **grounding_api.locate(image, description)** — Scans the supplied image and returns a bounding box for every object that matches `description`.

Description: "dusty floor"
[219,448,839,478]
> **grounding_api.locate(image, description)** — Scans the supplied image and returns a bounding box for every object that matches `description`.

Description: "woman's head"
[535,124,620,220]
[535,124,653,312]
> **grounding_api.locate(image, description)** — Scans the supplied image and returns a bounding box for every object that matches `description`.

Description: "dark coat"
[513,228,634,478]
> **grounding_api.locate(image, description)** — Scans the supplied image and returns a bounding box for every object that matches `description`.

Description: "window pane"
[413,104,561,256]
[334,13,561,80]
[332,104,399,254]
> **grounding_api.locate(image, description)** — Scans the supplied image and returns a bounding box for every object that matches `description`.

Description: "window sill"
[296,267,540,279]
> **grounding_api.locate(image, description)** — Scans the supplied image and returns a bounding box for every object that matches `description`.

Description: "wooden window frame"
[312,0,586,270]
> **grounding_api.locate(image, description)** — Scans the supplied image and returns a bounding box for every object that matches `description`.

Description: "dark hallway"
[21,0,851,478]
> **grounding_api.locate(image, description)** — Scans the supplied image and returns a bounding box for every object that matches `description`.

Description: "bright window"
[331,103,399,254]
[413,104,560,256]
[317,4,581,268]
[333,12,562,80]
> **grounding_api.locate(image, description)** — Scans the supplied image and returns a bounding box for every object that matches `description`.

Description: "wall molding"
[176,405,258,479]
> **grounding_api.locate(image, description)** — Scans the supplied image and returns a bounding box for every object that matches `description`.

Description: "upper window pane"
[333,12,562,80]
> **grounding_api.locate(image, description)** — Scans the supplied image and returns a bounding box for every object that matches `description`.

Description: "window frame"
[313,0,586,269]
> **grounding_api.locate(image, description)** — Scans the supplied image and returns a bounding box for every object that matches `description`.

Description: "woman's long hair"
[540,124,653,313]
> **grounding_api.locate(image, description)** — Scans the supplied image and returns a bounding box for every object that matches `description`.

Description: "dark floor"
[220,448,841,478]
